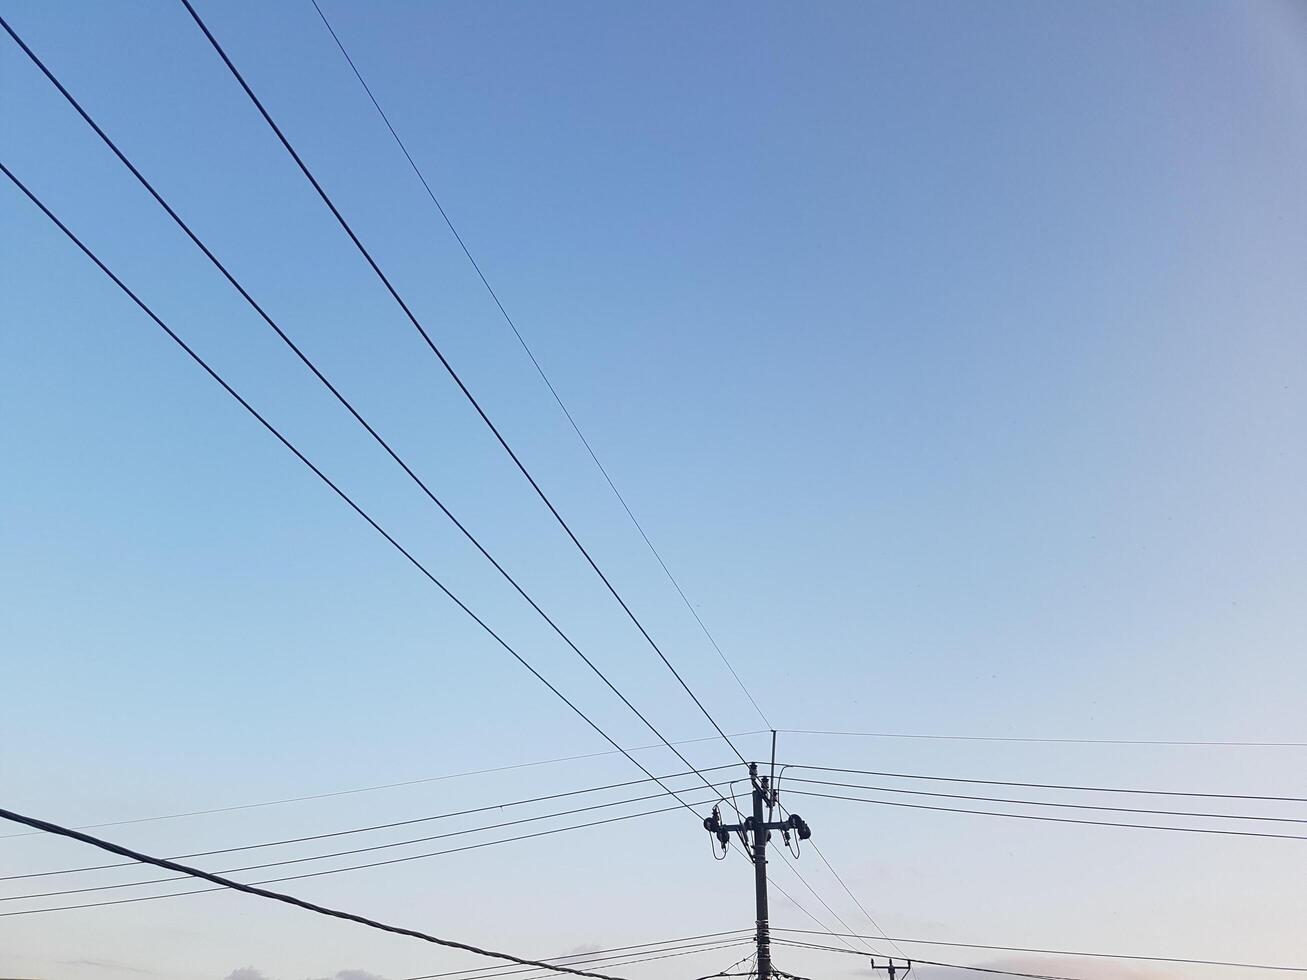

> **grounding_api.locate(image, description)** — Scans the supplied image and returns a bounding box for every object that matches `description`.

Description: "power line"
[784,788,1307,842]
[781,775,1307,824]
[0,806,633,980]
[307,0,772,733]
[408,937,756,980]
[801,839,906,959]
[0,13,731,814]
[178,0,747,767]
[0,733,767,841]
[0,159,701,824]
[4,767,740,882]
[778,729,1307,748]
[10,729,1279,844]
[689,949,760,980]
[407,940,758,980]
[773,800,909,961]
[772,939,1086,980]
[769,848,868,955]
[0,795,716,916]
[724,837,876,967]
[767,873,851,936]
[772,929,1307,974]
[781,764,1307,802]
[769,867,1023,980]
[405,931,754,980]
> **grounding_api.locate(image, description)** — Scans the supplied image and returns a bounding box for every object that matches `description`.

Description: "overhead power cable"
[802,839,906,958]
[773,801,908,961]
[721,836,864,946]
[785,788,1307,841]
[406,937,756,980]
[762,870,872,961]
[479,942,753,980]
[772,939,1086,980]
[768,848,867,955]
[307,0,771,730]
[0,14,730,814]
[420,941,754,980]
[0,733,766,842]
[407,930,754,980]
[1,783,738,898]
[0,806,632,980]
[782,776,1307,824]
[783,764,1307,803]
[778,729,1307,748]
[4,766,738,882]
[2,784,733,901]
[0,795,715,917]
[0,159,701,823]
[178,0,747,766]
[772,929,1307,974]
[688,949,758,980]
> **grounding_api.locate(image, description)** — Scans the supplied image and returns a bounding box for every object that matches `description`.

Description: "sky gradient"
[2,2,1305,979]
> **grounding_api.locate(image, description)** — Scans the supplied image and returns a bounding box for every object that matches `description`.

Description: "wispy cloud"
[58,959,157,977]
[225,970,387,980]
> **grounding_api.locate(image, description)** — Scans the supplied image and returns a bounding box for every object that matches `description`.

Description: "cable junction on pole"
[701,763,813,980]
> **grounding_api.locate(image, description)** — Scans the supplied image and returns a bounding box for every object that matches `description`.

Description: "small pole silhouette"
[870,958,912,979]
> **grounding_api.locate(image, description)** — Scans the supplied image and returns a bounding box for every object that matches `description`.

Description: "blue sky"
[2,1,1305,978]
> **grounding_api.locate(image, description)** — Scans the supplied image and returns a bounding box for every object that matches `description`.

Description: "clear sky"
[2,1,1304,979]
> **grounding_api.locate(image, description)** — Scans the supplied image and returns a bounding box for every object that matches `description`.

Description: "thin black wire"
[0,160,703,823]
[307,0,771,733]
[783,764,1307,803]
[0,807,632,980]
[2,788,727,902]
[690,949,758,980]
[406,931,754,980]
[425,939,755,980]
[724,836,853,950]
[899,963,1076,980]
[765,871,867,957]
[805,840,906,958]
[779,729,1307,748]
[178,0,748,767]
[784,788,1307,841]
[773,940,1085,980]
[769,848,867,956]
[0,732,766,842]
[4,766,737,882]
[774,800,908,961]
[0,13,733,814]
[782,776,1307,823]
[772,928,1307,974]
[0,796,713,917]
[416,939,754,980]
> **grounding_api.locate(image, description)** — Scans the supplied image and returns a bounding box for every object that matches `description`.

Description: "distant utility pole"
[703,762,811,980]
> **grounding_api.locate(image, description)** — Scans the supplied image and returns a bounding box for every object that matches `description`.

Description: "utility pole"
[870,958,913,979]
[704,762,811,980]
